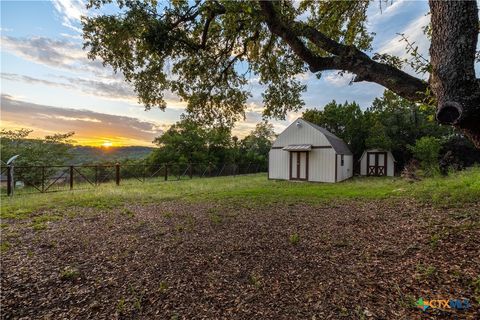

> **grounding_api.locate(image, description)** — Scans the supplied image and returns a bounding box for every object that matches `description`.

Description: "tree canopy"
[148,118,274,169]
[83,0,480,147]
[0,129,75,166]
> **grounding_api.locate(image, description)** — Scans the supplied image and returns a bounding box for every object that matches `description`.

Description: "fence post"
[115,163,120,186]
[95,165,99,186]
[233,163,236,177]
[6,165,12,196]
[41,166,45,192]
[164,164,168,181]
[69,166,74,190]
[143,162,146,182]
[189,163,193,179]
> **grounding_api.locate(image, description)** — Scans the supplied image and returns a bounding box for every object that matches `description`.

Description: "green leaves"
[82,0,378,125]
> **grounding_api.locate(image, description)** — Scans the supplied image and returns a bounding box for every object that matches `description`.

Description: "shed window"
[340,154,344,166]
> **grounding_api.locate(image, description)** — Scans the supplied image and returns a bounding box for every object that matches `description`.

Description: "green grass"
[1,168,479,219]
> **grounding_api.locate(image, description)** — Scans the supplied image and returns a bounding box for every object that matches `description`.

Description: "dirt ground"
[1,199,479,319]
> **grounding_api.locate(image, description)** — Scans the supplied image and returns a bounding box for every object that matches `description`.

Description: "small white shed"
[268,118,353,183]
[359,149,395,176]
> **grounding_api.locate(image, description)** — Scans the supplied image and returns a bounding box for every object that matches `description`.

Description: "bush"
[408,137,442,176]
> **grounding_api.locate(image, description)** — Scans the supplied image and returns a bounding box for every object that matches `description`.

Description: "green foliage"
[302,100,366,158]
[237,122,275,168]
[69,146,153,164]
[365,119,392,150]
[149,118,234,165]
[82,1,374,124]
[1,129,74,166]
[148,119,273,171]
[408,136,442,176]
[289,233,300,245]
[59,266,80,281]
[1,129,76,187]
[415,264,438,280]
[367,90,450,168]
[472,276,480,304]
[0,241,11,252]
[208,209,223,225]
[249,273,262,289]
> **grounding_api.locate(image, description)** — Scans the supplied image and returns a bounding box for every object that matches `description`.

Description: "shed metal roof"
[302,119,353,155]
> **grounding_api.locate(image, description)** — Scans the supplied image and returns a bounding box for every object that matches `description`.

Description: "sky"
[0,0,431,147]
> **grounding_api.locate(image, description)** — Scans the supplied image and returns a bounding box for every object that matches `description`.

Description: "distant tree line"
[1,129,75,167]
[147,119,275,171]
[302,90,480,175]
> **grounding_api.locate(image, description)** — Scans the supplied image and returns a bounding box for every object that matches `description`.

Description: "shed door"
[290,152,308,180]
[367,152,387,176]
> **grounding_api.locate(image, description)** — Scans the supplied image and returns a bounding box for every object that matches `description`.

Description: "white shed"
[268,118,353,183]
[359,149,395,176]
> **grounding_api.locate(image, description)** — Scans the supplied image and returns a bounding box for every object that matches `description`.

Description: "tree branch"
[258,1,428,102]
[199,2,226,49]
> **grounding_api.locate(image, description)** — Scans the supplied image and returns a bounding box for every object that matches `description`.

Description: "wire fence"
[0,162,267,196]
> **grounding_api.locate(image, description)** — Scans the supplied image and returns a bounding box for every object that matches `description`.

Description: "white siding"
[336,154,353,182]
[269,118,351,183]
[272,119,331,148]
[308,148,336,182]
[360,152,368,176]
[268,149,289,180]
[386,152,395,177]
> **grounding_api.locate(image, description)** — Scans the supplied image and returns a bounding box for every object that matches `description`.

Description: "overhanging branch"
[258,1,428,102]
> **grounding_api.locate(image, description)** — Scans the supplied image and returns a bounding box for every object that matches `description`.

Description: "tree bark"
[429,0,480,148]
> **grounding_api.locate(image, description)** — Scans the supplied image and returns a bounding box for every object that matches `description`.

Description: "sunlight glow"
[102,140,113,147]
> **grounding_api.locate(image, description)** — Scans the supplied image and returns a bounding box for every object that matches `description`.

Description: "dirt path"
[1,200,479,319]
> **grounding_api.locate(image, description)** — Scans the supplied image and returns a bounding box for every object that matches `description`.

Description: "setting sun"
[102,140,113,147]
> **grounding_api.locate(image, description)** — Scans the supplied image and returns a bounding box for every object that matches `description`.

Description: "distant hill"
[69,146,155,164]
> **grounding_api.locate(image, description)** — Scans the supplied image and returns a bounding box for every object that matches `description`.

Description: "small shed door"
[290,152,308,181]
[367,152,387,176]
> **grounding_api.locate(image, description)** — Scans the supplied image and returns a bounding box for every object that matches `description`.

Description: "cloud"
[2,72,189,111]
[368,0,410,25]
[52,0,85,33]
[1,35,109,76]
[1,73,73,89]
[377,14,430,60]
[1,72,137,102]
[323,71,355,87]
[1,94,164,146]
[375,12,430,78]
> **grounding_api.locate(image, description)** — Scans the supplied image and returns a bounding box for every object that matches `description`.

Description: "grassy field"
[1,167,479,218]
[1,169,479,319]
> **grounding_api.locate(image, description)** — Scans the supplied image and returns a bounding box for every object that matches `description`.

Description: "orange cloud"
[1,94,166,146]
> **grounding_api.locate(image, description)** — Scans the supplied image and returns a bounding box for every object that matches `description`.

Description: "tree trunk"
[429,0,480,148]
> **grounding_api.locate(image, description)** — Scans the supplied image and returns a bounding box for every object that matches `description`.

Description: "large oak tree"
[83,0,480,147]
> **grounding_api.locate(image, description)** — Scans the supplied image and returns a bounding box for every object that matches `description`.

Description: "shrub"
[289,233,300,245]
[408,137,442,176]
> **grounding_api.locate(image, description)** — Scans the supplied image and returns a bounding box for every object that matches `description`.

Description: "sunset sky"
[1,0,431,147]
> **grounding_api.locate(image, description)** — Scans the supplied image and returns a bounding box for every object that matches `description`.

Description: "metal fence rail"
[0,162,267,196]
